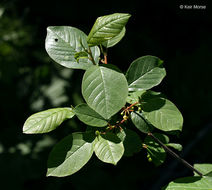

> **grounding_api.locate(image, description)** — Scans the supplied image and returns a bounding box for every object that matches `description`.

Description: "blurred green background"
[0,0,212,189]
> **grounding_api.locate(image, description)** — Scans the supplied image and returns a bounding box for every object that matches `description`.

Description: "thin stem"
[147,132,203,177]
[122,101,139,112]
[104,52,108,64]
[88,47,96,65]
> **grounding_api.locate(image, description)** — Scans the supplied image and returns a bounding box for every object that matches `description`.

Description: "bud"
[123,115,128,120]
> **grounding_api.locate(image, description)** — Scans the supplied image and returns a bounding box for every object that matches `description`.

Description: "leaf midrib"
[48,137,91,175]
[88,14,129,43]
[24,109,68,132]
[129,67,163,87]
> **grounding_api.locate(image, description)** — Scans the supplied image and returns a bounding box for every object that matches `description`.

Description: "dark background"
[0,0,212,189]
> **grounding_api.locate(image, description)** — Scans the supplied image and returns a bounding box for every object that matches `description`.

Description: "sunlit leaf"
[87,13,131,46]
[47,132,95,177]
[23,108,74,134]
[82,65,128,119]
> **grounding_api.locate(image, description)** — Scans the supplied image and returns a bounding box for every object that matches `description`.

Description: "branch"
[147,132,203,177]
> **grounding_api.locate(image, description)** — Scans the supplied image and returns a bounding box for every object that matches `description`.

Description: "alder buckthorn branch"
[147,132,203,176]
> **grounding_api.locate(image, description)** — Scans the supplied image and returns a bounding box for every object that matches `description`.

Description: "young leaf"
[142,98,183,132]
[47,132,95,177]
[74,51,88,63]
[87,13,131,46]
[23,108,74,134]
[102,27,126,48]
[82,65,128,119]
[74,103,108,127]
[194,164,212,176]
[131,111,152,133]
[163,176,212,190]
[94,133,124,165]
[122,129,142,157]
[45,26,100,70]
[126,56,166,91]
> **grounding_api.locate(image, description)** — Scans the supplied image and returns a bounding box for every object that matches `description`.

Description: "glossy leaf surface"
[82,65,128,119]
[126,56,166,91]
[45,26,100,69]
[23,108,74,134]
[47,132,95,177]
[74,103,108,127]
[87,13,131,46]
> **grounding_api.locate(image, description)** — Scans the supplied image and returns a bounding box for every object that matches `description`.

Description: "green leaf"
[163,176,212,190]
[166,143,182,151]
[131,111,152,133]
[23,108,74,134]
[45,26,100,70]
[144,133,167,166]
[74,51,88,63]
[94,133,124,165]
[142,98,183,131]
[126,90,145,104]
[123,129,142,156]
[126,56,166,91]
[74,103,108,127]
[87,13,131,46]
[47,132,95,177]
[82,65,128,119]
[102,27,126,48]
[194,164,212,176]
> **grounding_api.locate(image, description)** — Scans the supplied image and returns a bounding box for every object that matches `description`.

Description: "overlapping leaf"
[47,132,95,177]
[74,103,108,127]
[122,129,142,156]
[126,56,166,91]
[82,65,128,119]
[102,27,126,48]
[126,90,145,104]
[142,98,183,131]
[131,111,152,133]
[45,26,100,69]
[144,133,168,166]
[87,13,131,46]
[23,108,74,134]
[94,133,124,165]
